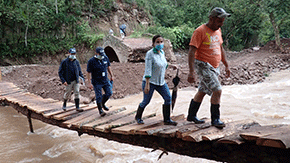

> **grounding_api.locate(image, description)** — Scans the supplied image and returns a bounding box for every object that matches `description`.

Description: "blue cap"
[96,47,105,54]
[69,48,76,54]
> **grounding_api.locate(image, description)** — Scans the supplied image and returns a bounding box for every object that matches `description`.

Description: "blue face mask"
[155,43,164,51]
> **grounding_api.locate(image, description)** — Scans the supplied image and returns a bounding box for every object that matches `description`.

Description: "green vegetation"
[132,0,290,51]
[1,0,290,61]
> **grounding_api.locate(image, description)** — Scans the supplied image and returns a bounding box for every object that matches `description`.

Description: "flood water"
[0,69,289,163]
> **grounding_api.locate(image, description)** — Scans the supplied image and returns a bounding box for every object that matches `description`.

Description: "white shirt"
[143,48,168,86]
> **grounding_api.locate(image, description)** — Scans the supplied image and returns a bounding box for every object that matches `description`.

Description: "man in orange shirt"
[187,7,231,128]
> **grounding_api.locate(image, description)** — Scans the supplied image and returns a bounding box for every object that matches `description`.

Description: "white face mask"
[94,55,103,60]
[69,54,76,60]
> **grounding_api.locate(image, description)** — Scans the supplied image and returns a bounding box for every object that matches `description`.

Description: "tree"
[261,0,290,52]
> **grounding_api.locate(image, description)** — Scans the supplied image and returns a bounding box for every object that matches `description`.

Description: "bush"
[145,24,196,50]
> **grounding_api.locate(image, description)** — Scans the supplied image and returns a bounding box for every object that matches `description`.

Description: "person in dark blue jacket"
[58,48,85,112]
[87,47,114,116]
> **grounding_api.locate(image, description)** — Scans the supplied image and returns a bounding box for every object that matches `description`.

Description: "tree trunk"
[55,0,58,14]
[269,12,284,52]
[25,22,28,47]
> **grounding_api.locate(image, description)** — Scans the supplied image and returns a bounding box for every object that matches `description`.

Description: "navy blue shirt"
[87,55,111,85]
[68,61,77,82]
[58,58,84,84]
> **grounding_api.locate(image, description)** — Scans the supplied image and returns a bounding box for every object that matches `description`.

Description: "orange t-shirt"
[189,24,223,68]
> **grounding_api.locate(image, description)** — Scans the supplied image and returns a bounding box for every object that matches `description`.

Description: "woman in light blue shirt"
[135,35,177,126]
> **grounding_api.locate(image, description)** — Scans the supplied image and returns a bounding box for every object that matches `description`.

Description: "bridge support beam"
[27,109,34,133]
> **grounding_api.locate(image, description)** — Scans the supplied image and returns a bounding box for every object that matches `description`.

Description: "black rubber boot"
[97,102,106,117]
[62,99,67,111]
[210,104,225,128]
[135,105,145,124]
[75,98,83,112]
[187,99,205,124]
[101,96,109,111]
[163,104,177,126]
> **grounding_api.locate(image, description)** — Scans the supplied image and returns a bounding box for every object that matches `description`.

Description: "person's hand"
[144,84,150,94]
[63,82,68,86]
[88,83,93,90]
[225,67,230,78]
[110,76,114,81]
[187,73,196,83]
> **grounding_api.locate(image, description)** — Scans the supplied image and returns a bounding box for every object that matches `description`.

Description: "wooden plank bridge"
[0,81,289,163]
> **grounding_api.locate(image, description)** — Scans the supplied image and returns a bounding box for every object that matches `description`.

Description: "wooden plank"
[217,122,261,145]
[256,130,290,149]
[202,119,258,141]
[81,107,133,131]
[62,106,99,127]
[94,111,156,133]
[24,101,63,113]
[29,102,80,114]
[0,89,24,96]
[176,118,211,139]
[71,107,127,129]
[134,114,185,135]
[240,124,289,141]
[151,116,187,136]
[181,119,233,142]
[217,134,246,145]
[157,119,193,138]
[5,91,43,101]
[3,92,61,113]
[0,82,20,92]
[51,104,95,121]
[62,106,126,128]
[111,115,164,135]
[90,109,136,131]
[240,124,290,149]
[41,103,79,117]
[2,96,22,104]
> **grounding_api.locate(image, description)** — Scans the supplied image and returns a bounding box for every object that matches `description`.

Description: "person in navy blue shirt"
[87,47,114,116]
[58,48,84,112]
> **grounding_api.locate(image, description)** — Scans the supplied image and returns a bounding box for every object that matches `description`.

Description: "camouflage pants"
[195,59,221,95]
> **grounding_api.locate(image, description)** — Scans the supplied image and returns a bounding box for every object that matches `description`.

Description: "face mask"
[94,55,103,60]
[155,43,164,51]
[69,54,76,60]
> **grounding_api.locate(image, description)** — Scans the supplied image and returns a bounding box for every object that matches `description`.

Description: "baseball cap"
[95,47,105,54]
[69,48,76,54]
[209,7,231,18]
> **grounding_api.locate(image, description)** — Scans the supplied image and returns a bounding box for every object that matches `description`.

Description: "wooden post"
[0,67,2,81]
[27,110,34,133]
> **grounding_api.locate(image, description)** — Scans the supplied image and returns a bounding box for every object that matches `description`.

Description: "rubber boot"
[97,102,106,117]
[75,98,83,112]
[101,96,109,111]
[62,99,67,111]
[163,104,177,126]
[187,99,205,124]
[135,105,145,124]
[210,104,225,128]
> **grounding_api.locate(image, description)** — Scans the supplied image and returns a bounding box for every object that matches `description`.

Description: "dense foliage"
[131,0,290,51]
[0,0,112,59]
[1,0,290,60]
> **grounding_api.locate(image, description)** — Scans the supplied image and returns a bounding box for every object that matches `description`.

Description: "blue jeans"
[139,81,171,108]
[93,81,113,103]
